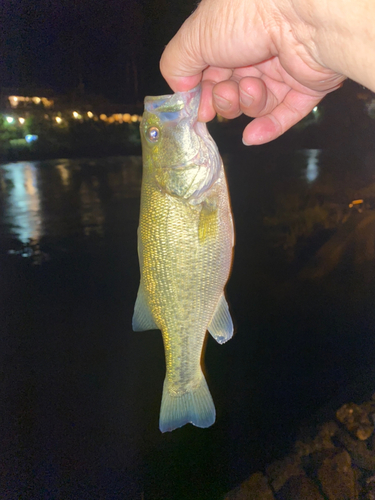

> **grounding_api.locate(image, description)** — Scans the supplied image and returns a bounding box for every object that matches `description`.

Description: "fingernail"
[240,89,253,108]
[242,138,252,146]
[213,93,231,111]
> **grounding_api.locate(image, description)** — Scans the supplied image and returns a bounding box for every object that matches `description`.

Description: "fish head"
[141,85,221,202]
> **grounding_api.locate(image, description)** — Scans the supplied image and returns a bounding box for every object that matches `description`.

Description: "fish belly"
[135,171,233,432]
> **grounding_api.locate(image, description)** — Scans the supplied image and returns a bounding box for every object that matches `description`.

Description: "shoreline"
[225,364,375,499]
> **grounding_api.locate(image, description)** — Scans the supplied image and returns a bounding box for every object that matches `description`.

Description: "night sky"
[1,1,373,119]
[0,0,195,103]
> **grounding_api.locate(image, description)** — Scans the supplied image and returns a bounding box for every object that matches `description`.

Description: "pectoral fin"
[208,294,233,344]
[132,283,157,331]
[198,200,218,243]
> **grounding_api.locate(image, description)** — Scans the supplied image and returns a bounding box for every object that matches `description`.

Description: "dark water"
[1,147,375,499]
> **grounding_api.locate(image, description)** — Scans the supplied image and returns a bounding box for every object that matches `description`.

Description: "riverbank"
[0,120,141,164]
[225,371,375,500]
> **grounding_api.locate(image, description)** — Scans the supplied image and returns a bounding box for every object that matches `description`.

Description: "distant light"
[41,97,53,107]
[6,116,14,124]
[305,149,320,183]
[131,114,139,122]
[87,111,94,118]
[55,116,62,124]
[18,117,25,124]
[25,134,38,143]
[9,96,19,107]
[122,113,131,123]
[33,97,41,104]
[312,106,318,113]
[72,111,81,119]
[100,114,107,121]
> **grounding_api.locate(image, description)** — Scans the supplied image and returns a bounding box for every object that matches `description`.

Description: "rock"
[295,438,315,457]
[313,421,339,451]
[317,448,359,500]
[364,474,375,500]
[276,475,325,500]
[336,403,374,440]
[336,427,375,470]
[307,449,341,475]
[295,421,338,458]
[224,472,275,500]
[361,401,375,425]
[266,454,304,492]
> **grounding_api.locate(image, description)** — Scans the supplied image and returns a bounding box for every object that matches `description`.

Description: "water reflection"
[1,162,42,244]
[55,161,71,187]
[304,149,320,183]
[79,178,105,237]
[0,156,143,255]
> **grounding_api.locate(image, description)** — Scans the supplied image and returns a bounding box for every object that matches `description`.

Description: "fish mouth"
[144,85,201,115]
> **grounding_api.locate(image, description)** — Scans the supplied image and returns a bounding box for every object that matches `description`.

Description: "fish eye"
[146,126,160,143]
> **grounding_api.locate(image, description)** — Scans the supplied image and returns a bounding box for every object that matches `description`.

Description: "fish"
[133,85,234,432]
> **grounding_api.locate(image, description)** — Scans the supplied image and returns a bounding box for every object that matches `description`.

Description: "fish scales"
[133,85,234,432]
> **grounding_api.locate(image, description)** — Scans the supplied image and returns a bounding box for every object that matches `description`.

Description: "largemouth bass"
[133,85,234,432]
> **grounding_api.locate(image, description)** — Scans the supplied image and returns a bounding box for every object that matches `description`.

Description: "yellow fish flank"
[133,86,234,432]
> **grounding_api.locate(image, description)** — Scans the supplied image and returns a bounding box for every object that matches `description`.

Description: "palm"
[160,0,346,145]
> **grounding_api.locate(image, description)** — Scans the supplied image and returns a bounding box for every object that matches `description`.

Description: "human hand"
[160,0,346,145]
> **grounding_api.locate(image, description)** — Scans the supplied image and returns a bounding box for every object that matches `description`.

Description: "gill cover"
[141,85,221,201]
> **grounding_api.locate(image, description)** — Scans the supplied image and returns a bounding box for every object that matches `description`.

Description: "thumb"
[159,11,208,92]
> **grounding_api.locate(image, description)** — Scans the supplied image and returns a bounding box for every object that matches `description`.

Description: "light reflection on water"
[79,178,105,237]
[56,161,71,187]
[0,152,324,263]
[0,156,143,253]
[1,162,42,244]
[304,148,321,183]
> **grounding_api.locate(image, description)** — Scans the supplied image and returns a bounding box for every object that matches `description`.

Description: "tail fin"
[159,375,216,433]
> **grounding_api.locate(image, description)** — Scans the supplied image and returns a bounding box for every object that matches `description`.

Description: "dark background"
[1,0,194,102]
[1,1,375,500]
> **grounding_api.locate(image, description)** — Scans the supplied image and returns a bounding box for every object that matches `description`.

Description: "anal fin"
[208,293,233,344]
[132,283,157,331]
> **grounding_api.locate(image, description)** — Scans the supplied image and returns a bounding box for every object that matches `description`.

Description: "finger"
[199,67,234,121]
[237,75,291,120]
[199,80,216,122]
[243,90,323,145]
[212,80,241,119]
[201,66,233,83]
[238,77,271,117]
[232,66,263,81]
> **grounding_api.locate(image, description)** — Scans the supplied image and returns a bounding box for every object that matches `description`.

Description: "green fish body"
[133,86,234,432]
